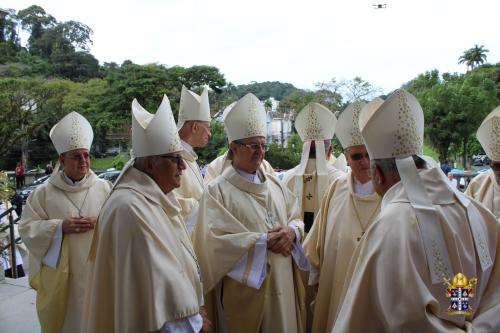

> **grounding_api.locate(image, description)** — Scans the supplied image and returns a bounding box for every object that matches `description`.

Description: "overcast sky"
[4,0,499,94]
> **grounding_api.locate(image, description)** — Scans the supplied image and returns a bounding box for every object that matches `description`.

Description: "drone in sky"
[373,4,387,9]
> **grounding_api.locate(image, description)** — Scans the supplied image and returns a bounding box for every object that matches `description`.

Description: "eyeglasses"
[349,152,369,161]
[235,142,269,151]
[159,154,184,166]
[66,153,90,161]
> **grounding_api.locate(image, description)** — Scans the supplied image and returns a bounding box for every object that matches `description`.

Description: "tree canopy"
[0,4,498,170]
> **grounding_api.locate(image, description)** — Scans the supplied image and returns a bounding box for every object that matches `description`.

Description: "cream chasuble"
[204,150,275,184]
[303,170,380,333]
[18,171,111,333]
[466,169,500,218]
[84,166,203,333]
[192,165,306,333]
[332,167,500,333]
[282,159,345,232]
[174,142,205,221]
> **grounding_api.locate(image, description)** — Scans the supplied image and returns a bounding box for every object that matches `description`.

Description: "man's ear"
[190,121,198,134]
[229,142,238,156]
[372,164,384,185]
[58,154,65,166]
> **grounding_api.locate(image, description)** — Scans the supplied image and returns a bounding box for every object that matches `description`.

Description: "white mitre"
[177,85,211,130]
[294,102,337,207]
[358,97,385,134]
[477,105,500,161]
[132,95,183,158]
[361,91,423,159]
[361,89,455,284]
[224,93,267,142]
[49,111,93,154]
[222,101,237,120]
[336,101,367,149]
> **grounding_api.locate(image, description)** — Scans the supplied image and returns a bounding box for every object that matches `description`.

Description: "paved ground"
[0,276,40,333]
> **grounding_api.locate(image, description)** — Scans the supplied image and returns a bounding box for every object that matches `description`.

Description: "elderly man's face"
[193,121,211,148]
[346,145,371,183]
[59,148,90,181]
[148,152,186,194]
[230,136,266,173]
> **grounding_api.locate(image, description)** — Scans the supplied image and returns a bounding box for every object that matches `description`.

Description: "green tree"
[458,44,489,71]
[407,70,497,166]
[0,8,21,62]
[17,5,56,56]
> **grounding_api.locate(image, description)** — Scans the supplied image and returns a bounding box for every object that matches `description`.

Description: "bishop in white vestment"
[192,93,309,333]
[19,112,112,333]
[84,96,206,333]
[174,86,211,227]
[303,99,382,332]
[466,105,500,218]
[332,90,500,333]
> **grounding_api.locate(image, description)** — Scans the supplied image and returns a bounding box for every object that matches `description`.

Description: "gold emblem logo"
[444,273,477,315]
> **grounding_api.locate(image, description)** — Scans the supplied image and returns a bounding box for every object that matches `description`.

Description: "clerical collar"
[234,167,262,184]
[354,178,374,197]
[62,173,87,187]
[181,140,194,155]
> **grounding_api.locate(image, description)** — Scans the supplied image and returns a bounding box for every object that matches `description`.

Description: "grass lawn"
[423,145,439,163]
[91,155,128,171]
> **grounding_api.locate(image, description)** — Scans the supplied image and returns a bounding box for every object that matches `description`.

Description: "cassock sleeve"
[160,313,203,333]
[42,223,63,268]
[18,188,62,261]
[227,234,267,289]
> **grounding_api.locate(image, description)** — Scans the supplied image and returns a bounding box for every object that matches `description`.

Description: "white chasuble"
[466,169,500,218]
[332,168,500,333]
[192,165,306,333]
[19,171,111,333]
[174,143,205,222]
[303,170,380,333]
[282,159,345,232]
[84,167,203,333]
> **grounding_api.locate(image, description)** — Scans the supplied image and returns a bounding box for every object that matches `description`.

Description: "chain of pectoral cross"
[265,211,276,227]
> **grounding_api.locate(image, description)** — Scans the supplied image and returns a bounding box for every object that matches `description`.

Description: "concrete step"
[0,276,40,333]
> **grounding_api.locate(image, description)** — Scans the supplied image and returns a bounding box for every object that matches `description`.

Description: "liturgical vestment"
[466,169,500,218]
[303,170,380,333]
[282,159,345,232]
[84,166,203,332]
[192,165,307,333]
[332,167,500,333]
[174,141,205,221]
[19,171,111,333]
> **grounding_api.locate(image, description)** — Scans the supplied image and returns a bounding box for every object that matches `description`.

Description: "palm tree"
[458,44,489,71]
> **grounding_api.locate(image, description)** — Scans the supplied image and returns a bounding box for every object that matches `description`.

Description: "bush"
[265,144,300,170]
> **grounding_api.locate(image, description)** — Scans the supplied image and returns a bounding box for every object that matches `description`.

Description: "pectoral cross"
[357,231,365,242]
[265,211,276,227]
